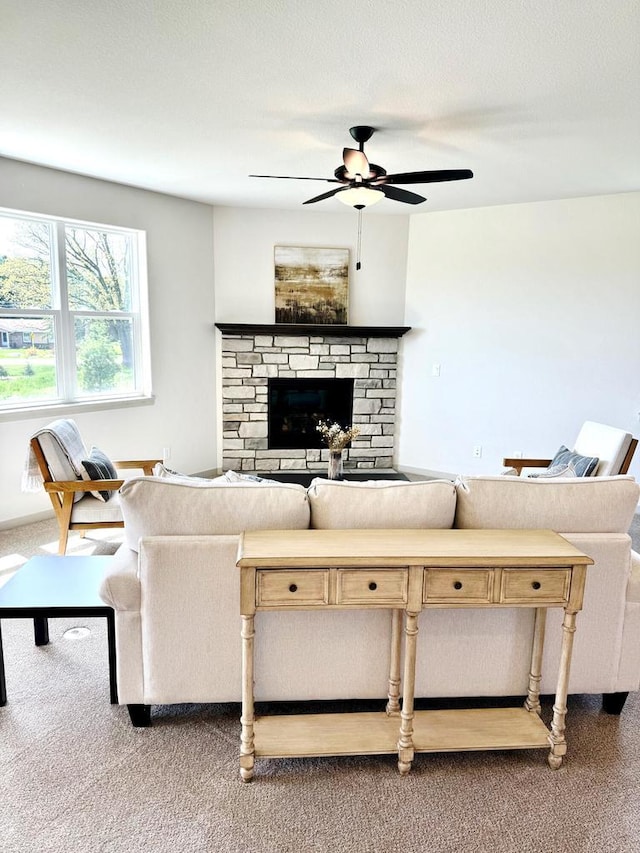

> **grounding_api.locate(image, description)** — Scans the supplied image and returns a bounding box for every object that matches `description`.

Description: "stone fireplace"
[216,323,410,473]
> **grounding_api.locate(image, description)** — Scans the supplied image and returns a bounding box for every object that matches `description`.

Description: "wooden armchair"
[504,421,637,477]
[28,419,161,554]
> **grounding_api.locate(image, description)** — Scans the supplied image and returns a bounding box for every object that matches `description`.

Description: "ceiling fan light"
[337,187,384,208]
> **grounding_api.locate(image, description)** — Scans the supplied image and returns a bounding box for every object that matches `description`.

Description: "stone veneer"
[221,332,401,473]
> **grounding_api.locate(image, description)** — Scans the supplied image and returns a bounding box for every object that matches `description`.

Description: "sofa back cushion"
[119,477,310,551]
[454,475,639,533]
[308,478,457,529]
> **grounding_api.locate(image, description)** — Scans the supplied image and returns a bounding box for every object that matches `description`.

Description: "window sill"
[0,394,156,423]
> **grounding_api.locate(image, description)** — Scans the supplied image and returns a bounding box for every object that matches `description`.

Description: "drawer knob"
[289,583,298,593]
[453,581,463,590]
[368,581,378,591]
[532,581,541,590]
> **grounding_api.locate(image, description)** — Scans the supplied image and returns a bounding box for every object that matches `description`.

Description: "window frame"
[0,207,152,417]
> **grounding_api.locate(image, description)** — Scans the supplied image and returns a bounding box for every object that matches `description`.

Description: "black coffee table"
[0,555,117,706]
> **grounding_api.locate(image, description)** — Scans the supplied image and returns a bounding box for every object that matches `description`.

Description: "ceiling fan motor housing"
[349,125,376,148]
[334,164,386,183]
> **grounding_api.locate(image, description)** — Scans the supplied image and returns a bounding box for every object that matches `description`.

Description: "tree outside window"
[0,210,149,409]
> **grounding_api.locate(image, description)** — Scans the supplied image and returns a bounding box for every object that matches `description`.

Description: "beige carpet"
[0,518,122,580]
[1,518,639,852]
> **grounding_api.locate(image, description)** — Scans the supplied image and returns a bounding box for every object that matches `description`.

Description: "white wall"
[0,158,216,526]
[398,192,640,479]
[213,206,409,325]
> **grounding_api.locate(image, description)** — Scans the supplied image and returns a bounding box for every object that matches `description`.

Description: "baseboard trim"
[0,509,55,531]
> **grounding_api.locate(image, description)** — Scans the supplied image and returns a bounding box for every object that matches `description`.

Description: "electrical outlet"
[473,445,482,458]
[432,363,441,377]
[513,451,523,459]
[163,446,171,462]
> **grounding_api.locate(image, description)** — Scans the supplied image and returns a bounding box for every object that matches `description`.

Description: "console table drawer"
[423,569,493,603]
[256,570,329,607]
[500,569,570,604]
[337,570,408,605]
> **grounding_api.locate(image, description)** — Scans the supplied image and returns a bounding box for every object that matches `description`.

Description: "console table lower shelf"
[252,707,551,759]
[236,528,592,781]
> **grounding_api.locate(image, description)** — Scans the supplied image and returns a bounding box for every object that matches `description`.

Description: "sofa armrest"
[99,544,141,611]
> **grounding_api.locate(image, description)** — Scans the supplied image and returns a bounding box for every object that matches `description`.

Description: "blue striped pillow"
[81,446,118,501]
[533,445,599,478]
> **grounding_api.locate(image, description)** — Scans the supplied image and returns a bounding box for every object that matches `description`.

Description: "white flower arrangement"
[316,420,360,451]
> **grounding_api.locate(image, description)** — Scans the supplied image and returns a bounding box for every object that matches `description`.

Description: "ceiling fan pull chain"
[356,208,363,271]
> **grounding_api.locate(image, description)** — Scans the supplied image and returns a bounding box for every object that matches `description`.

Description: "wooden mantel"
[215,323,411,338]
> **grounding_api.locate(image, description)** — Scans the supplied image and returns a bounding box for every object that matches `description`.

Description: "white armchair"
[503,421,637,477]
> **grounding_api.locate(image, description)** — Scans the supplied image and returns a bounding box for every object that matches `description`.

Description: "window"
[0,209,150,411]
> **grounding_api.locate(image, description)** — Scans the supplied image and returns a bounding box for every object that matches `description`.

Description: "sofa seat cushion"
[119,477,310,551]
[454,475,640,533]
[308,478,457,529]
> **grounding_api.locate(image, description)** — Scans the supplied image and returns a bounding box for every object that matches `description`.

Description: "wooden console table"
[236,528,592,781]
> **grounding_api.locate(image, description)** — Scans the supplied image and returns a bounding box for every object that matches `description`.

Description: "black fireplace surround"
[268,378,354,450]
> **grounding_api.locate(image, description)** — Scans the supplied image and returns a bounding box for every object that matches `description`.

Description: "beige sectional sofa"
[99,474,640,726]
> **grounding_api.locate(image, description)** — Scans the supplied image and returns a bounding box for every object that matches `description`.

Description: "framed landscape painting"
[274,246,349,324]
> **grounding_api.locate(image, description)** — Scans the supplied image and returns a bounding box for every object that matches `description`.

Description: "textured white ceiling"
[1,0,639,214]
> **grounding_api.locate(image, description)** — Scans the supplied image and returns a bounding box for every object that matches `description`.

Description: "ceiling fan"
[250,125,473,209]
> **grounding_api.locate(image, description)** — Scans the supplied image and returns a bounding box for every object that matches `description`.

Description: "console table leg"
[397,611,419,776]
[240,614,256,782]
[548,608,577,769]
[386,609,402,716]
[524,607,546,715]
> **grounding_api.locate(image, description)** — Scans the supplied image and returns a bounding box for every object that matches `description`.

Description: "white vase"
[327,450,344,480]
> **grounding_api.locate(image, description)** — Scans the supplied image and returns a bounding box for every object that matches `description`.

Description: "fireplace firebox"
[268,378,354,450]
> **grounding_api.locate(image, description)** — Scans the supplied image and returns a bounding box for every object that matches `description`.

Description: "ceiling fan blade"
[378,169,474,185]
[302,187,347,205]
[249,174,341,183]
[379,185,426,205]
[342,148,370,179]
